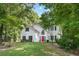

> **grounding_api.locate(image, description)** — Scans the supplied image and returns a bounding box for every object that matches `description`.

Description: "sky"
[33,4,48,17]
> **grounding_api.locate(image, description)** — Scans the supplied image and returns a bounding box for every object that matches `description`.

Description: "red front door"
[41,36,44,43]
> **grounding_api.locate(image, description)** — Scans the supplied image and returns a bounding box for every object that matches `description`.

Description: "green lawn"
[0,42,50,56]
[0,42,74,56]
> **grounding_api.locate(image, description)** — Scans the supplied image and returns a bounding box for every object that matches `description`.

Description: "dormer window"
[41,30,45,35]
[26,28,29,31]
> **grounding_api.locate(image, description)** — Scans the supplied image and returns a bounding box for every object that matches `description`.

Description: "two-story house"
[21,24,62,42]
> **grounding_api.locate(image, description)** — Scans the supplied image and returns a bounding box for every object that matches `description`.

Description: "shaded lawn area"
[0,42,48,56]
[0,42,74,56]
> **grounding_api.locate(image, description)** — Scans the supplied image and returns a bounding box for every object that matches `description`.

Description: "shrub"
[57,37,79,50]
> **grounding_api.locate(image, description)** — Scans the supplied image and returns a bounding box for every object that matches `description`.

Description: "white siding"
[33,24,43,33]
[21,27,37,40]
[49,25,62,39]
[21,24,62,42]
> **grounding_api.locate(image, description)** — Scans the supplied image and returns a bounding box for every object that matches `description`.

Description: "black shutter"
[55,26,56,31]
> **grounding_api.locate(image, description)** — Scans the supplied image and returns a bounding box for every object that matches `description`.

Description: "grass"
[0,42,50,56]
[0,42,74,56]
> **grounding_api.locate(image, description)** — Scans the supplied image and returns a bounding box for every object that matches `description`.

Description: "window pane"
[41,30,45,35]
[26,28,29,31]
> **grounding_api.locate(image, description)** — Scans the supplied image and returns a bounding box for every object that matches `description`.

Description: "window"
[51,26,56,31]
[22,36,26,41]
[29,36,32,42]
[26,28,29,31]
[41,30,45,35]
[51,36,53,40]
[51,27,53,30]
[52,25,56,31]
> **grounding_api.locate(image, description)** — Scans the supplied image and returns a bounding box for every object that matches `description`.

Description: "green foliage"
[41,3,79,50]
[58,38,79,50]
[0,3,39,43]
[40,12,52,29]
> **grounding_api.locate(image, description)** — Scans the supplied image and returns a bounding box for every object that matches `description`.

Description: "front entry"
[41,36,44,43]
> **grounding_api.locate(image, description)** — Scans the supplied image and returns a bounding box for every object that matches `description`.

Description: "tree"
[41,3,79,50]
[0,3,39,45]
